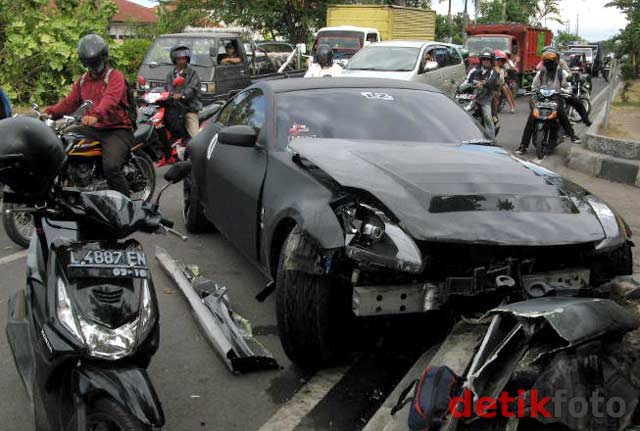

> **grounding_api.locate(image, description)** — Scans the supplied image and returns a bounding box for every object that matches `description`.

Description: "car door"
[443,46,466,97]
[214,38,251,97]
[416,46,442,88]
[205,88,268,262]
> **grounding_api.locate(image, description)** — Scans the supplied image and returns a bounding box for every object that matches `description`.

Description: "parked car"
[340,41,467,97]
[184,78,633,369]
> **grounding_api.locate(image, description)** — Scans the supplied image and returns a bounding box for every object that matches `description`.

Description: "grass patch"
[598,124,633,139]
[614,79,640,106]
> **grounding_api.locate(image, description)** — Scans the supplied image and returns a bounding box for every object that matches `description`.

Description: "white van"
[339,41,467,98]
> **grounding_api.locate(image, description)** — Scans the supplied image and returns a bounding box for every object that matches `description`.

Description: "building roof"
[111,0,157,24]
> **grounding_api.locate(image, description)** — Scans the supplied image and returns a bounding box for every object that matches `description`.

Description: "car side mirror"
[219,125,258,148]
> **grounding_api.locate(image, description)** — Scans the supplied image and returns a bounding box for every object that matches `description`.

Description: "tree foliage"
[606,0,640,74]
[436,13,465,44]
[0,0,120,104]
[554,30,586,48]
[477,0,562,26]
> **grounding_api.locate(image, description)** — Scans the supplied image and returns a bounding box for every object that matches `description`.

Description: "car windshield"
[569,48,593,59]
[465,36,510,56]
[143,37,216,67]
[276,88,485,146]
[345,47,420,72]
[314,31,364,59]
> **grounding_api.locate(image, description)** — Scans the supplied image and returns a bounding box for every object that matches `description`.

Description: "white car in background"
[339,41,467,97]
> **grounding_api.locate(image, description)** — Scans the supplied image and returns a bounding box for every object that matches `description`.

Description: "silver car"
[339,41,467,97]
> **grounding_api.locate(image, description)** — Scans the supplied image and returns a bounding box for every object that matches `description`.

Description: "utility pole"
[576,13,579,36]
[463,0,469,39]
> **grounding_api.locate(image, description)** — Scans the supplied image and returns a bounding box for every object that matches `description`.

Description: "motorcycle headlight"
[57,277,84,343]
[57,278,157,360]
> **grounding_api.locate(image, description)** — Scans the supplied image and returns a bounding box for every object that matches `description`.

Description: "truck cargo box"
[327,5,436,41]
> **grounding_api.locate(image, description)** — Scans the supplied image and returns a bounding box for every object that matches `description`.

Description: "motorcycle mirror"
[31,103,40,112]
[80,100,93,111]
[138,75,146,86]
[164,161,192,183]
[173,76,185,87]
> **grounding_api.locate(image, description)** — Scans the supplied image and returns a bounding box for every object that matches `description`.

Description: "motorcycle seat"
[134,123,152,143]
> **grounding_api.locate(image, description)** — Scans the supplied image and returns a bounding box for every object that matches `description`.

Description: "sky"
[131,0,627,42]
[431,0,628,41]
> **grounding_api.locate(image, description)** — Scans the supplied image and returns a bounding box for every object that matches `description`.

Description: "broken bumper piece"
[156,247,280,374]
[351,268,592,317]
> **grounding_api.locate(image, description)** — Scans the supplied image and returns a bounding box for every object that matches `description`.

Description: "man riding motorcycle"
[465,48,500,139]
[516,50,590,155]
[165,45,202,140]
[45,34,133,197]
[304,44,344,78]
[494,50,516,113]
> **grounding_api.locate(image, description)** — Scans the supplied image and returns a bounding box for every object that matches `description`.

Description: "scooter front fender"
[74,365,165,427]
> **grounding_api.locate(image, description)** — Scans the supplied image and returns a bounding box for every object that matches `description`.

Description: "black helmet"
[316,44,334,68]
[170,45,191,65]
[78,34,108,75]
[0,117,65,197]
[479,48,494,62]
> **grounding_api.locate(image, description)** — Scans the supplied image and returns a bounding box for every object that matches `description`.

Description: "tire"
[2,202,33,249]
[183,173,214,233]
[128,152,156,203]
[275,226,350,369]
[86,397,151,431]
[532,123,543,160]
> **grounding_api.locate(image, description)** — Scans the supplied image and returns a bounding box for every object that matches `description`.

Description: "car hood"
[289,139,606,246]
[340,69,414,80]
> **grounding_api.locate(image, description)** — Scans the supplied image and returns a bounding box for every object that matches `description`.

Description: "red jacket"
[46,68,132,130]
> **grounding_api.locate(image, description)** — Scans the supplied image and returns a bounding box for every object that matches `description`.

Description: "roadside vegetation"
[599,80,640,140]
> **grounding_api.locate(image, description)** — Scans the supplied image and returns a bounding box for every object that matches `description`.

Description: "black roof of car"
[257,78,441,94]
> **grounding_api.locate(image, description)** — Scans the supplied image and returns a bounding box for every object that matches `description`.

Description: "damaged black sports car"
[184,78,633,368]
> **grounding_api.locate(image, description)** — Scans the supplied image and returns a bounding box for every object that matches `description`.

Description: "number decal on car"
[360,92,394,101]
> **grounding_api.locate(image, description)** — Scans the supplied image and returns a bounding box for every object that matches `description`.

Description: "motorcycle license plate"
[68,249,149,279]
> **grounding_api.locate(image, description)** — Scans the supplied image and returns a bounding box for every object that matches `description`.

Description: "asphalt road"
[0,76,626,431]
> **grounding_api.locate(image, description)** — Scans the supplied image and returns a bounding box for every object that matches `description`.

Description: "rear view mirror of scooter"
[153,161,193,212]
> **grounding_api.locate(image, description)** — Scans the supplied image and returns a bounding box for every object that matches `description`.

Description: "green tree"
[606,0,640,73]
[476,0,561,25]
[436,13,465,44]
[554,30,586,48]
[0,0,120,104]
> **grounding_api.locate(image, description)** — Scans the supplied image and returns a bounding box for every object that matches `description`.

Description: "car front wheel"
[183,173,215,233]
[275,226,350,369]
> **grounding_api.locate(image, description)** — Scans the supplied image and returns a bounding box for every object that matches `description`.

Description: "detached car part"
[156,247,279,374]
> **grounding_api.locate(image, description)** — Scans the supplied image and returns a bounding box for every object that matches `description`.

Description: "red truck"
[465,23,552,90]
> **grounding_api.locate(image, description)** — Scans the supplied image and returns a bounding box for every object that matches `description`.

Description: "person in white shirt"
[305,44,343,78]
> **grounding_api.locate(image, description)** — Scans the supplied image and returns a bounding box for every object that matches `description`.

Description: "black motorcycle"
[528,86,571,159]
[567,67,592,123]
[2,127,191,430]
[455,81,501,137]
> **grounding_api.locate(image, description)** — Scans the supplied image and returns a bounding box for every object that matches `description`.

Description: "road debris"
[156,246,280,374]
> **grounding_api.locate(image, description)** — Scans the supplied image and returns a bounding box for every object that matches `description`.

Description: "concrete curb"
[567,83,640,187]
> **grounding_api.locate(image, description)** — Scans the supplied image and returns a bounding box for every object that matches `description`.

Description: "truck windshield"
[345,47,420,72]
[569,48,593,60]
[314,31,364,59]
[143,37,216,67]
[465,36,510,56]
[276,88,484,145]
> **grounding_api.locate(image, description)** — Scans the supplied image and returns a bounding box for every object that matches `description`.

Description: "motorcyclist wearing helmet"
[304,44,343,78]
[516,50,589,154]
[465,48,500,139]
[494,50,516,113]
[537,46,571,74]
[165,45,202,141]
[46,34,133,197]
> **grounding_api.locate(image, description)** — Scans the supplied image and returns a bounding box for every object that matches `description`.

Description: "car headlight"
[56,278,157,360]
[339,203,423,273]
[587,195,631,250]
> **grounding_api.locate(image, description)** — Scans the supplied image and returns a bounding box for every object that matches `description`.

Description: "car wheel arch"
[269,217,298,278]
